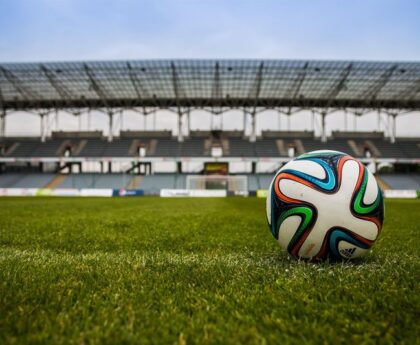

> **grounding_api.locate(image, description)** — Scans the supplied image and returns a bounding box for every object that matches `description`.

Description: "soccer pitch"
[0,197,418,344]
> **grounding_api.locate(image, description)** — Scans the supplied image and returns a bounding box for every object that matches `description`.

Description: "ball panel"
[276,206,315,251]
[363,168,379,205]
[266,178,273,226]
[278,178,315,204]
[328,228,372,260]
[298,228,326,259]
[277,215,301,250]
[337,241,369,259]
[352,166,381,216]
[282,157,336,191]
[279,159,326,180]
[298,150,346,159]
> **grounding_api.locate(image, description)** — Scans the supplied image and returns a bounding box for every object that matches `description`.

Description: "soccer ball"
[266,150,384,260]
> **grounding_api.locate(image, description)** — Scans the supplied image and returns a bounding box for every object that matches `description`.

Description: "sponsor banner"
[188,189,227,197]
[113,189,144,197]
[79,189,114,197]
[0,188,38,196]
[160,189,191,197]
[160,189,227,197]
[35,188,54,196]
[36,188,80,196]
[0,188,133,197]
[227,190,249,197]
[0,188,81,197]
[37,189,84,197]
[256,189,269,198]
[384,190,418,199]
[52,189,80,197]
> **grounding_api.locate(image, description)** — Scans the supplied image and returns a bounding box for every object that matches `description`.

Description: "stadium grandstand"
[0,59,419,195]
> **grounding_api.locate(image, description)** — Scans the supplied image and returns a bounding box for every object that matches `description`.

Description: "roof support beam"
[250,110,257,142]
[186,109,190,136]
[127,63,142,99]
[0,66,38,102]
[211,62,222,99]
[127,62,149,100]
[388,112,398,143]
[108,111,114,142]
[177,110,183,142]
[0,108,5,138]
[398,77,420,101]
[83,64,110,109]
[249,62,264,101]
[286,62,308,100]
[40,113,47,142]
[211,62,223,113]
[325,63,353,107]
[0,82,4,110]
[2,97,418,111]
[320,111,327,142]
[171,62,185,142]
[248,63,263,142]
[170,62,184,103]
[365,64,397,100]
[40,65,73,102]
[127,63,153,112]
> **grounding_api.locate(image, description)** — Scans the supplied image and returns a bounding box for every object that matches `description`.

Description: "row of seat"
[380,174,420,190]
[1,173,420,191]
[1,136,419,158]
[0,173,273,191]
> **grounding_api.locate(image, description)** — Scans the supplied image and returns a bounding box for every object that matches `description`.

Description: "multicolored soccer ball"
[266,150,384,260]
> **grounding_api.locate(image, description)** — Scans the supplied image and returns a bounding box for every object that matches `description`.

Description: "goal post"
[186,175,248,193]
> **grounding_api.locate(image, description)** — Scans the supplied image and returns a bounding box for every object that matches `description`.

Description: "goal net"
[186,175,248,193]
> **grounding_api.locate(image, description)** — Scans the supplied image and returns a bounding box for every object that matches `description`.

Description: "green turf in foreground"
[0,197,419,344]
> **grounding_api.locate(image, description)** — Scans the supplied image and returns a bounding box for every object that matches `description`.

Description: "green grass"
[0,197,419,345]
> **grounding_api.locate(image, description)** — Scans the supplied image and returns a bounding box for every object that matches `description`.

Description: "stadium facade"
[0,59,419,194]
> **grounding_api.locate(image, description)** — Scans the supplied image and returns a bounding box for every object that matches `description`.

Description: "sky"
[0,0,419,136]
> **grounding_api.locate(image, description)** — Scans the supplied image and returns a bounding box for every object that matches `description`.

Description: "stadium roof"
[1,59,420,111]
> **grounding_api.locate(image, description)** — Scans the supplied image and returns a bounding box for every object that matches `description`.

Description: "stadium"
[0,59,419,195]
[0,58,419,343]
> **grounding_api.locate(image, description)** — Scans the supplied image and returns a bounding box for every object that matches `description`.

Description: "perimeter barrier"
[0,188,418,198]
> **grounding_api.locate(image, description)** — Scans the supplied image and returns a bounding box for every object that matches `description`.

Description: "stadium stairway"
[374,175,391,191]
[126,175,143,189]
[45,174,67,189]
[364,141,381,157]
[73,140,87,156]
[347,140,362,157]
[275,139,288,156]
[3,142,19,156]
[221,139,230,156]
[293,139,306,155]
